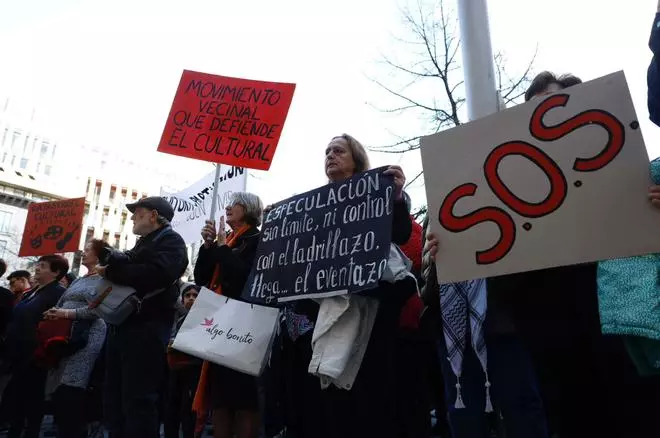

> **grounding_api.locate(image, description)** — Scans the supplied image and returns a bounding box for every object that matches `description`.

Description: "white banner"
[162,166,247,243]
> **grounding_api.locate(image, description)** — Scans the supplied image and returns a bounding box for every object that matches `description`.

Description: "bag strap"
[89,284,113,309]
[135,280,178,314]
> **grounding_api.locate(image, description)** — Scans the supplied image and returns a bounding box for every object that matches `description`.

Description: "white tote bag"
[172,287,280,376]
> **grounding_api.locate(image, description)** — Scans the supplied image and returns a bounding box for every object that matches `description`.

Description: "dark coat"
[5,281,65,364]
[105,225,189,324]
[649,13,660,127]
[0,286,14,338]
[194,226,260,300]
[282,198,415,438]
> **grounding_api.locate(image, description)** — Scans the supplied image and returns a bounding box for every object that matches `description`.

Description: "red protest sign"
[157,70,296,171]
[19,198,85,257]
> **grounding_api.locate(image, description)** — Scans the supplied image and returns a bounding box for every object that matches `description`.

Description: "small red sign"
[157,70,296,171]
[19,198,86,257]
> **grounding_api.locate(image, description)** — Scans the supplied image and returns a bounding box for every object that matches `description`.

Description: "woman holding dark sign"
[280,133,416,438]
[192,191,263,438]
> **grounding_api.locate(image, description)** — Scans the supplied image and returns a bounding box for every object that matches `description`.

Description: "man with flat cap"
[97,196,188,438]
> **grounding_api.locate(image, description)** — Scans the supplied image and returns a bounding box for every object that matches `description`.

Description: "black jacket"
[0,286,14,337]
[105,225,189,324]
[5,281,65,364]
[486,263,598,339]
[194,226,260,300]
[649,13,660,127]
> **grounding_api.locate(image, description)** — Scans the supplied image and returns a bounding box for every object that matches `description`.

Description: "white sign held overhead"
[162,166,247,243]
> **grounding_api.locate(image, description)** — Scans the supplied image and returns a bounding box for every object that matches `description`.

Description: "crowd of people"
[0,10,659,438]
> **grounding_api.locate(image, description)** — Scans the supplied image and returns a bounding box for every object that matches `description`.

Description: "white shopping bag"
[172,287,280,376]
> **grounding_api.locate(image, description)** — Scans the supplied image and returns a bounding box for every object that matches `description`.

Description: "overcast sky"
[0,0,657,209]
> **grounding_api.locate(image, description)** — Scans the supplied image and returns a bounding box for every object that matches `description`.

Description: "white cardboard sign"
[162,166,247,243]
[421,71,660,283]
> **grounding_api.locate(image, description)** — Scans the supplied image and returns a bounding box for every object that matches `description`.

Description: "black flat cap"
[126,196,175,222]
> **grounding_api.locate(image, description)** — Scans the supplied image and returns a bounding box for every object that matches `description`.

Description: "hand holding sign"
[425,231,440,258]
[202,220,217,248]
[383,165,406,201]
[216,217,227,246]
[648,185,660,207]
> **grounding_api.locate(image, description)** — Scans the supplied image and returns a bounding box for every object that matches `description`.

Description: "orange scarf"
[192,224,250,432]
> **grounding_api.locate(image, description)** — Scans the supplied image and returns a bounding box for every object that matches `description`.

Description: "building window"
[102,230,110,242]
[22,136,29,155]
[93,182,102,204]
[44,165,52,176]
[109,185,116,202]
[101,206,110,229]
[85,227,95,242]
[40,142,49,158]
[85,178,91,195]
[120,212,127,232]
[131,190,137,200]
[114,233,121,249]
[1,128,7,148]
[19,158,27,169]
[0,211,11,233]
[10,131,21,150]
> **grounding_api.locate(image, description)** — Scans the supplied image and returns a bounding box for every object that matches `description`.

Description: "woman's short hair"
[230,192,264,227]
[524,71,582,102]
[37,255,69,281]
[331,134,371,174]
[87,238,106,257]
[7,270,30,282]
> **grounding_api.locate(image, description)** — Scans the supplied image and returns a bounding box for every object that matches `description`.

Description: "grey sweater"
[48,275,107,390]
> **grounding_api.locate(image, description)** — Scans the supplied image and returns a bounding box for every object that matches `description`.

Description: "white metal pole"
[457,0,499,120]
[209,164,222,220]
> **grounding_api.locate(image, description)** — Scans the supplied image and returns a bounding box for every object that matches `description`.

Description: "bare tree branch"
[378,56,439,79]
[404,170,425,189]
[370,135,423,153]
[412,204,428,221]
[371,79,439,113]
[367,0,536,171]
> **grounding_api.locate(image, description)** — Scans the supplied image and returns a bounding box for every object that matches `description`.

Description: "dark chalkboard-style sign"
[243,168,395,303]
